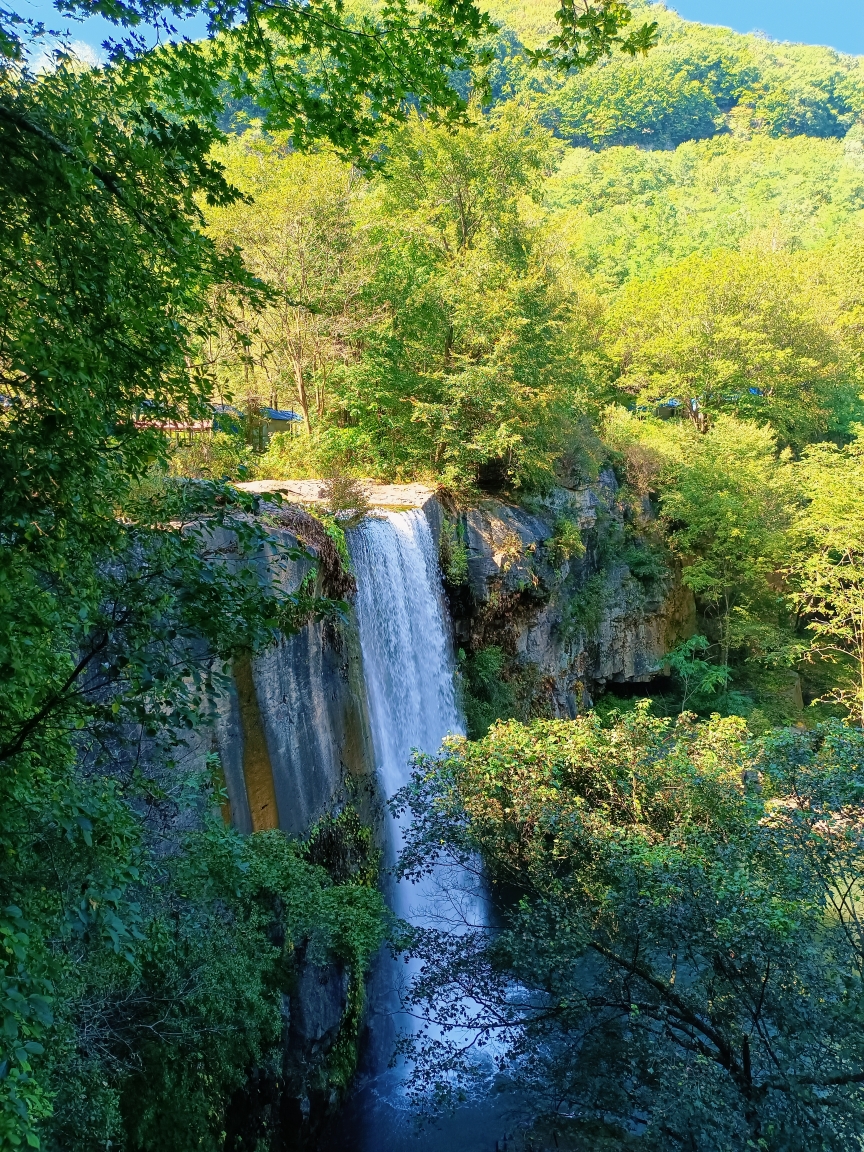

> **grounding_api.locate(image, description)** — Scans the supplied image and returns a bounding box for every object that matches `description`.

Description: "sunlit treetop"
[0,0,656,158]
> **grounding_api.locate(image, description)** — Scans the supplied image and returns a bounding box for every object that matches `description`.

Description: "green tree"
[0,54,366,1150]
[488,0,864,149]
[663,633,728,710]
[606,413,793,700]
[659,417,792,678]
[204,134,369,429]
[258,103,605,487]
[606,250,860,449]
[2,0,657,160]
[394,708,864,1149]
[2,0,495,159]
[546,134,864,289]
[791,431,864,724]
[548,47,721,148]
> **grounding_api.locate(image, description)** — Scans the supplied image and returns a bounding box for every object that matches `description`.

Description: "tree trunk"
[316,356,326,419]
[293,359,310,431]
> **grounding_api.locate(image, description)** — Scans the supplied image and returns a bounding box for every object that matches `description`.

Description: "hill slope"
[482,1,864,148]
[546,133,864,284]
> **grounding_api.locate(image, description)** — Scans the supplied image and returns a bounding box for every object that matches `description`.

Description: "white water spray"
[338,509,505,1151]
[350,508,462,829]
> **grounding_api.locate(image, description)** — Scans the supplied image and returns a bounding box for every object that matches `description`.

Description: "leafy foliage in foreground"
[394,707,864,1149]
[34,816,384,1152]
[0,53,378,1151]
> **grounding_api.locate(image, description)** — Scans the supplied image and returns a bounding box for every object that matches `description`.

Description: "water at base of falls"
[318,510,519,1152]
[320,1075,519,1152]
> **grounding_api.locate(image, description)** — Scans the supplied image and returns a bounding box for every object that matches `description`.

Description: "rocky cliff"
[442,469,695,720]
[213,507,375,838]
[226,473,695,811]
[217,474,694,1142]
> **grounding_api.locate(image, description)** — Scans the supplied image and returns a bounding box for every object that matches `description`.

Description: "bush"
[548,515,585,567]
[168,432,256,481]
[439,517,470,585]
[394,710,864,1148]
[459,646,516,739]
[319,472,371,526]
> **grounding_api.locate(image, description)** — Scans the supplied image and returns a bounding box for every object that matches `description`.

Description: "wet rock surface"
[291,962,350,1048]
[215,520,377,838]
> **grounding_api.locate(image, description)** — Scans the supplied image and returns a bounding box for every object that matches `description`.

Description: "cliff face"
[445,470,695,716]
[218,610,374,837]
[223,475,694,823]
[202,514,375,1142]
[214,517,376,838]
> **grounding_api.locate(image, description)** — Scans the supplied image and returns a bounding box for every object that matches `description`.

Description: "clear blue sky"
[668,0,864,56]
[19,0,864,62]
[19,0,207,61]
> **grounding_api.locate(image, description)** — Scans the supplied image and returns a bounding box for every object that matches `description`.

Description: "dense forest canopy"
[6,0,864,1147]
[206,2,864,489]
[482,0,864,145]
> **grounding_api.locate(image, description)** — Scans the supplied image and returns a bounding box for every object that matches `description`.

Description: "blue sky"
[668,0,864,55]
[20,0,207,62]
[19,0,864,62]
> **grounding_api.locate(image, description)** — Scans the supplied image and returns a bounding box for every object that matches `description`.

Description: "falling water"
[350,508,462,837]
[323,509,510,1151]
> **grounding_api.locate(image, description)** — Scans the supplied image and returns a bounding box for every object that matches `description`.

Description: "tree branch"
[0,103,165,242]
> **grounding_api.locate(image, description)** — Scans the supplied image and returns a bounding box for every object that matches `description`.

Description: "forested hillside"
[195,16,864,1138]
[215,1,864,479]
[484,0,864,144]
[6,0,864,1147]
[196,2,864,736]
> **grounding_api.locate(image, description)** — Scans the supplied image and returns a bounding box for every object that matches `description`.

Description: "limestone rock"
[446,471,695,715]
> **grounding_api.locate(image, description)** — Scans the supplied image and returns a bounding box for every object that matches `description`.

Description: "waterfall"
[349,509,473,1014]
[349,508,462,827]
[329,509,505,1151]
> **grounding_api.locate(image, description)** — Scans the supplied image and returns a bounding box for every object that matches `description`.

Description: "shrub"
[168,432,255,481]
[439,517,470,585]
